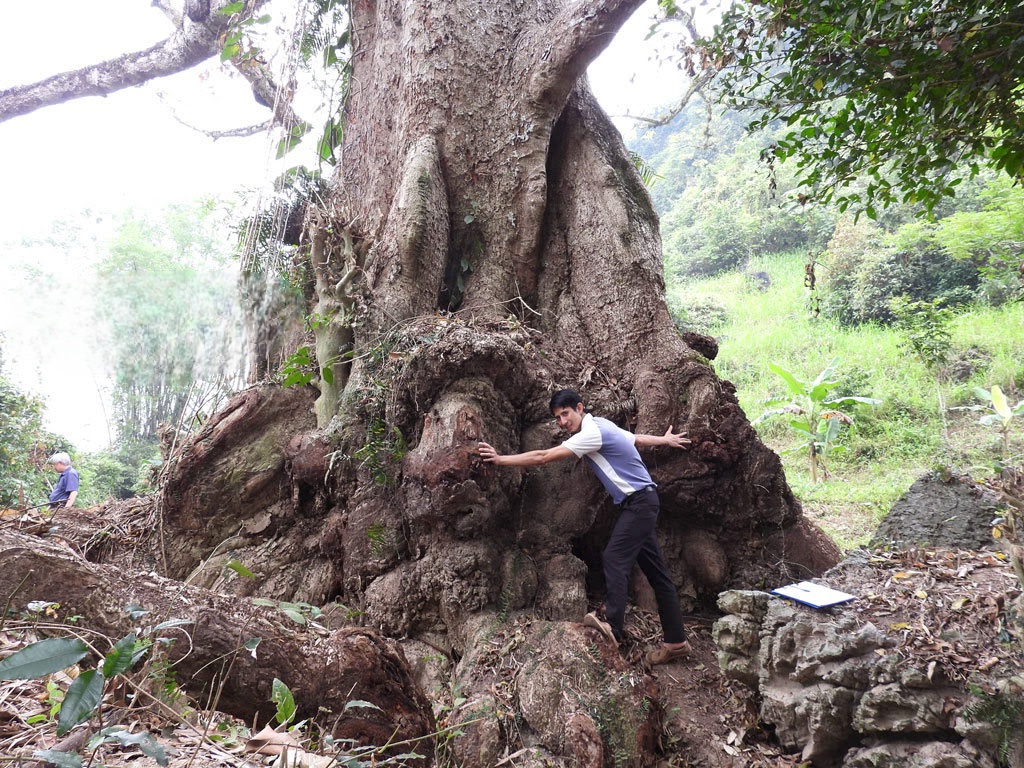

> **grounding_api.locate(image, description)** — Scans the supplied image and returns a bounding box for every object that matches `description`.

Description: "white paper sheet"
[771,581,855,608]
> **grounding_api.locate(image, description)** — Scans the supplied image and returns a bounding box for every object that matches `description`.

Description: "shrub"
[667,294,730,336]
[821,219,979,325]
[0,353,69,509]
[77,439,161,503]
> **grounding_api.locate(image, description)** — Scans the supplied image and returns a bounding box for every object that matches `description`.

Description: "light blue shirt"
[561,414,654,504]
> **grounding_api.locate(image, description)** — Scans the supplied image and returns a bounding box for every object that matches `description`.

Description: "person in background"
[47,452,79,509]
[478,388,692,665]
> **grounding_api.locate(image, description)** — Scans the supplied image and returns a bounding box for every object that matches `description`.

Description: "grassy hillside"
[670,251,1024,550]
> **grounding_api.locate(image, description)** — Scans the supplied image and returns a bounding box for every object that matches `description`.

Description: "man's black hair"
[549,388,583,412]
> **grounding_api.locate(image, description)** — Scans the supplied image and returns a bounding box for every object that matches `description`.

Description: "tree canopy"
[674,0,1024,215]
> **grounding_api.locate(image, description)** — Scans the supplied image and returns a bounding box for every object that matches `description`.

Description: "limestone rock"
[713,585,1010,768]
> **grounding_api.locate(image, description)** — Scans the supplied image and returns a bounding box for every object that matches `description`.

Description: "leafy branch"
[0,629,170,766]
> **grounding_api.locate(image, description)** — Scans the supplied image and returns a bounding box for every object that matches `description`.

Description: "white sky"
[0,0,686,451]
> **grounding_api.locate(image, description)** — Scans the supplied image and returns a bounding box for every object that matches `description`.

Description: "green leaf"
[226,559,256,578]
[825,396,882,407]
[322,366,334,385]
[151,618,193,633]
[820,416,842,443]
[768,362,807,397]
[318,136,335,163]
[972,386,994,402]
[100,728,168,766]
[272,678,297,725]
[221,41,241,62]
[751,407,788,425]
[276,122,312,159]
[57,669,104,736]
[809,358,840,391]
[343,699,383,712]
[102,634,138,678]
[33,751,82,768]
[991,386,1011,420]
[0,637,89,680]
[125,603,150,619]
[788,422,815,438]
[218,1,245,14]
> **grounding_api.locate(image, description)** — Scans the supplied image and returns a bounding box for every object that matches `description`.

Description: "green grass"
[670,251,1024,550]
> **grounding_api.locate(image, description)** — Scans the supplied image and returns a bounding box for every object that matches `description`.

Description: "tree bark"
[291,0,839,641]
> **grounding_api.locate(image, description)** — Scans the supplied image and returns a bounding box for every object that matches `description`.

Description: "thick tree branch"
[0,14,226,123]
[150,0,305,131]
[0,527,434,746]
[166,104,273,138]
[527,0,647,109]
[0,0,296,128]
[630,68,717,127]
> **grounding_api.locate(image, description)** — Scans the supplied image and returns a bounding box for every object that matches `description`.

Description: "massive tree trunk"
[0,1,840,764]
[157,0,839,605]
[148,0,840,763]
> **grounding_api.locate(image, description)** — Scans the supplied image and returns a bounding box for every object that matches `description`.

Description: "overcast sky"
[0,0,686,451]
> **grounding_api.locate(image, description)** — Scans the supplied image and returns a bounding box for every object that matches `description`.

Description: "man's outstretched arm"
[478,442,575,467]
[633,426,691,449]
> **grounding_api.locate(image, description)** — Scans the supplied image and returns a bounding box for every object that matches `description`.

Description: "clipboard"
[771,581,855,609]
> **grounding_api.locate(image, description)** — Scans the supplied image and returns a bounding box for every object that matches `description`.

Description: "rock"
[713,566,1013,768]
[716,589,771,618]
[843,739,998,768]
[853,683,955,734]
[713,613,762,687]
[760,682,858,761]
[872,471,1000,550]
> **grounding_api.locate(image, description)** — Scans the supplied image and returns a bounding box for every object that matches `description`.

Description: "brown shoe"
[583,612,617,645]
[646,642,691,665]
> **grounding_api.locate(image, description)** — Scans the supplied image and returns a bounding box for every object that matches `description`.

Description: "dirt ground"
[1,494,1022,768]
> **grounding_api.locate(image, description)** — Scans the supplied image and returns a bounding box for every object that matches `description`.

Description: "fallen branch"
[0,528,434,753]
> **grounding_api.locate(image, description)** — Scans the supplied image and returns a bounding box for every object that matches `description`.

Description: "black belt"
[622,484,657,504]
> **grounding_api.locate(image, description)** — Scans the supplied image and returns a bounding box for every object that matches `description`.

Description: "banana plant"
[755,357,881,483]
[966,385,1024,458]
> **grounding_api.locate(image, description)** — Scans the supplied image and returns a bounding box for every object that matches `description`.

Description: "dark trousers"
[603,487,687,644]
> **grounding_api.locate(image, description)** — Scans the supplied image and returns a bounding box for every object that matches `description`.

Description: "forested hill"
[627,101,837,284]
[626,99,1024,549]
[627,98,1022,310]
